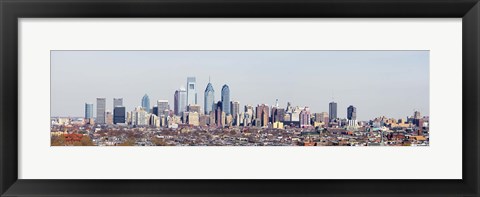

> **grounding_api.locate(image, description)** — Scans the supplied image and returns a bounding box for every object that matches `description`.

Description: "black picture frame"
[1,0,479,196]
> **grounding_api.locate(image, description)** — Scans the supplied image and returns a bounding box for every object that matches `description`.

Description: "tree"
[51,135,66,146]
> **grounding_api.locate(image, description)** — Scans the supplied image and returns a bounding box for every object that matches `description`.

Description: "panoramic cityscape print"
[51,51,429,146]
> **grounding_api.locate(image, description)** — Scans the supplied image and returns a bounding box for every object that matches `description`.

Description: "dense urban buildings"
[51,77,429,146]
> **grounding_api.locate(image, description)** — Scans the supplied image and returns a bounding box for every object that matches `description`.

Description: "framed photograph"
[1,0,479,196]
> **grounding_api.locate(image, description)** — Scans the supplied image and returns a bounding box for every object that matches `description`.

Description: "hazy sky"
[51,50,429,120]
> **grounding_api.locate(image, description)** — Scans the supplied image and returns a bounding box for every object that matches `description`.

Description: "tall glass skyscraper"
[141,94,150,112]
[347,105,357,120]
[204,82,215,115]
[186,77,197,105]
[96,98,106,124]
[329,101,337,121]
[221,84,230,115]
[174,87,187,116]
[85,103,94,119]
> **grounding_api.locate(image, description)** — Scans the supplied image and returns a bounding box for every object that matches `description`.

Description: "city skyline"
[51,50,429,120]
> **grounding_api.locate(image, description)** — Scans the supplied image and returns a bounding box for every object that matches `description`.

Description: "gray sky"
[51,50,429,120]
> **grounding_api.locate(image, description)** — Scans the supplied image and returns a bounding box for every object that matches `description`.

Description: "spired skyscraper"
[187,77,197,105]
[141,94,150,112]
[174,86,187,116]
[329,101,337,121]
[204,81,215,115]
[221,84,230,115]
[96,98,106,124]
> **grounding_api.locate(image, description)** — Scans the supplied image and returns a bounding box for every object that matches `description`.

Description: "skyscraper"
[186,77,197,105]
[231,101,240,125]
[221,84,230,115]
[142,94,150,112]
[319,112,329,124]
[157,100,169,116]
[329,102,337,120]
[272,107,285,123]
[113,106,126,124]
[256,104,269,127]
[96,98,106,124]
[204,81,215,115]
[230,101,240,117]
[113,98,123,109]
[347,105,357,120]
[85,103,94,119]
[215,101,223,127]
[174,87,187,116]
[299,107,311,127]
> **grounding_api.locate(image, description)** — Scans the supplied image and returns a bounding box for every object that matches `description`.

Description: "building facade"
[113,98,123,109]
[113,106,126,124]
[157,100,169,116]
[221,84,230,115]
[174,87,187,116]
[204,82,215,115]
[299,107,311,127]
[85,103,94,119]
[187,77,197,105]
[329,101,337,121]
[96,98,106,124]
[141,94,150,112]
[347,105,357,120]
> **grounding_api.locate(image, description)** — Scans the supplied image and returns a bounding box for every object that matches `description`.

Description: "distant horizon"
[51,50,429,120]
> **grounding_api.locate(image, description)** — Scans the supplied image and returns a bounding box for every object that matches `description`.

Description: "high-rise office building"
[230,101,240,125]
[221,84,230,115]
[113,98,123,109]
[141,94,150,113]
[174,87,187,116]
[319,112,329,124]
[85,103,94,119]
[256,104,269,127]
[329,102,337,120]
[215,101,223,127]
[132,106,148,126]
[299,107,311,127]
[204,81,215,115]
[187,77,197,105]
[272,107,285,123]
[113,106,126,124]
[157,100,169,116]
[96,98,106,124]
[347,105,357,120]
[230,101,240,117]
